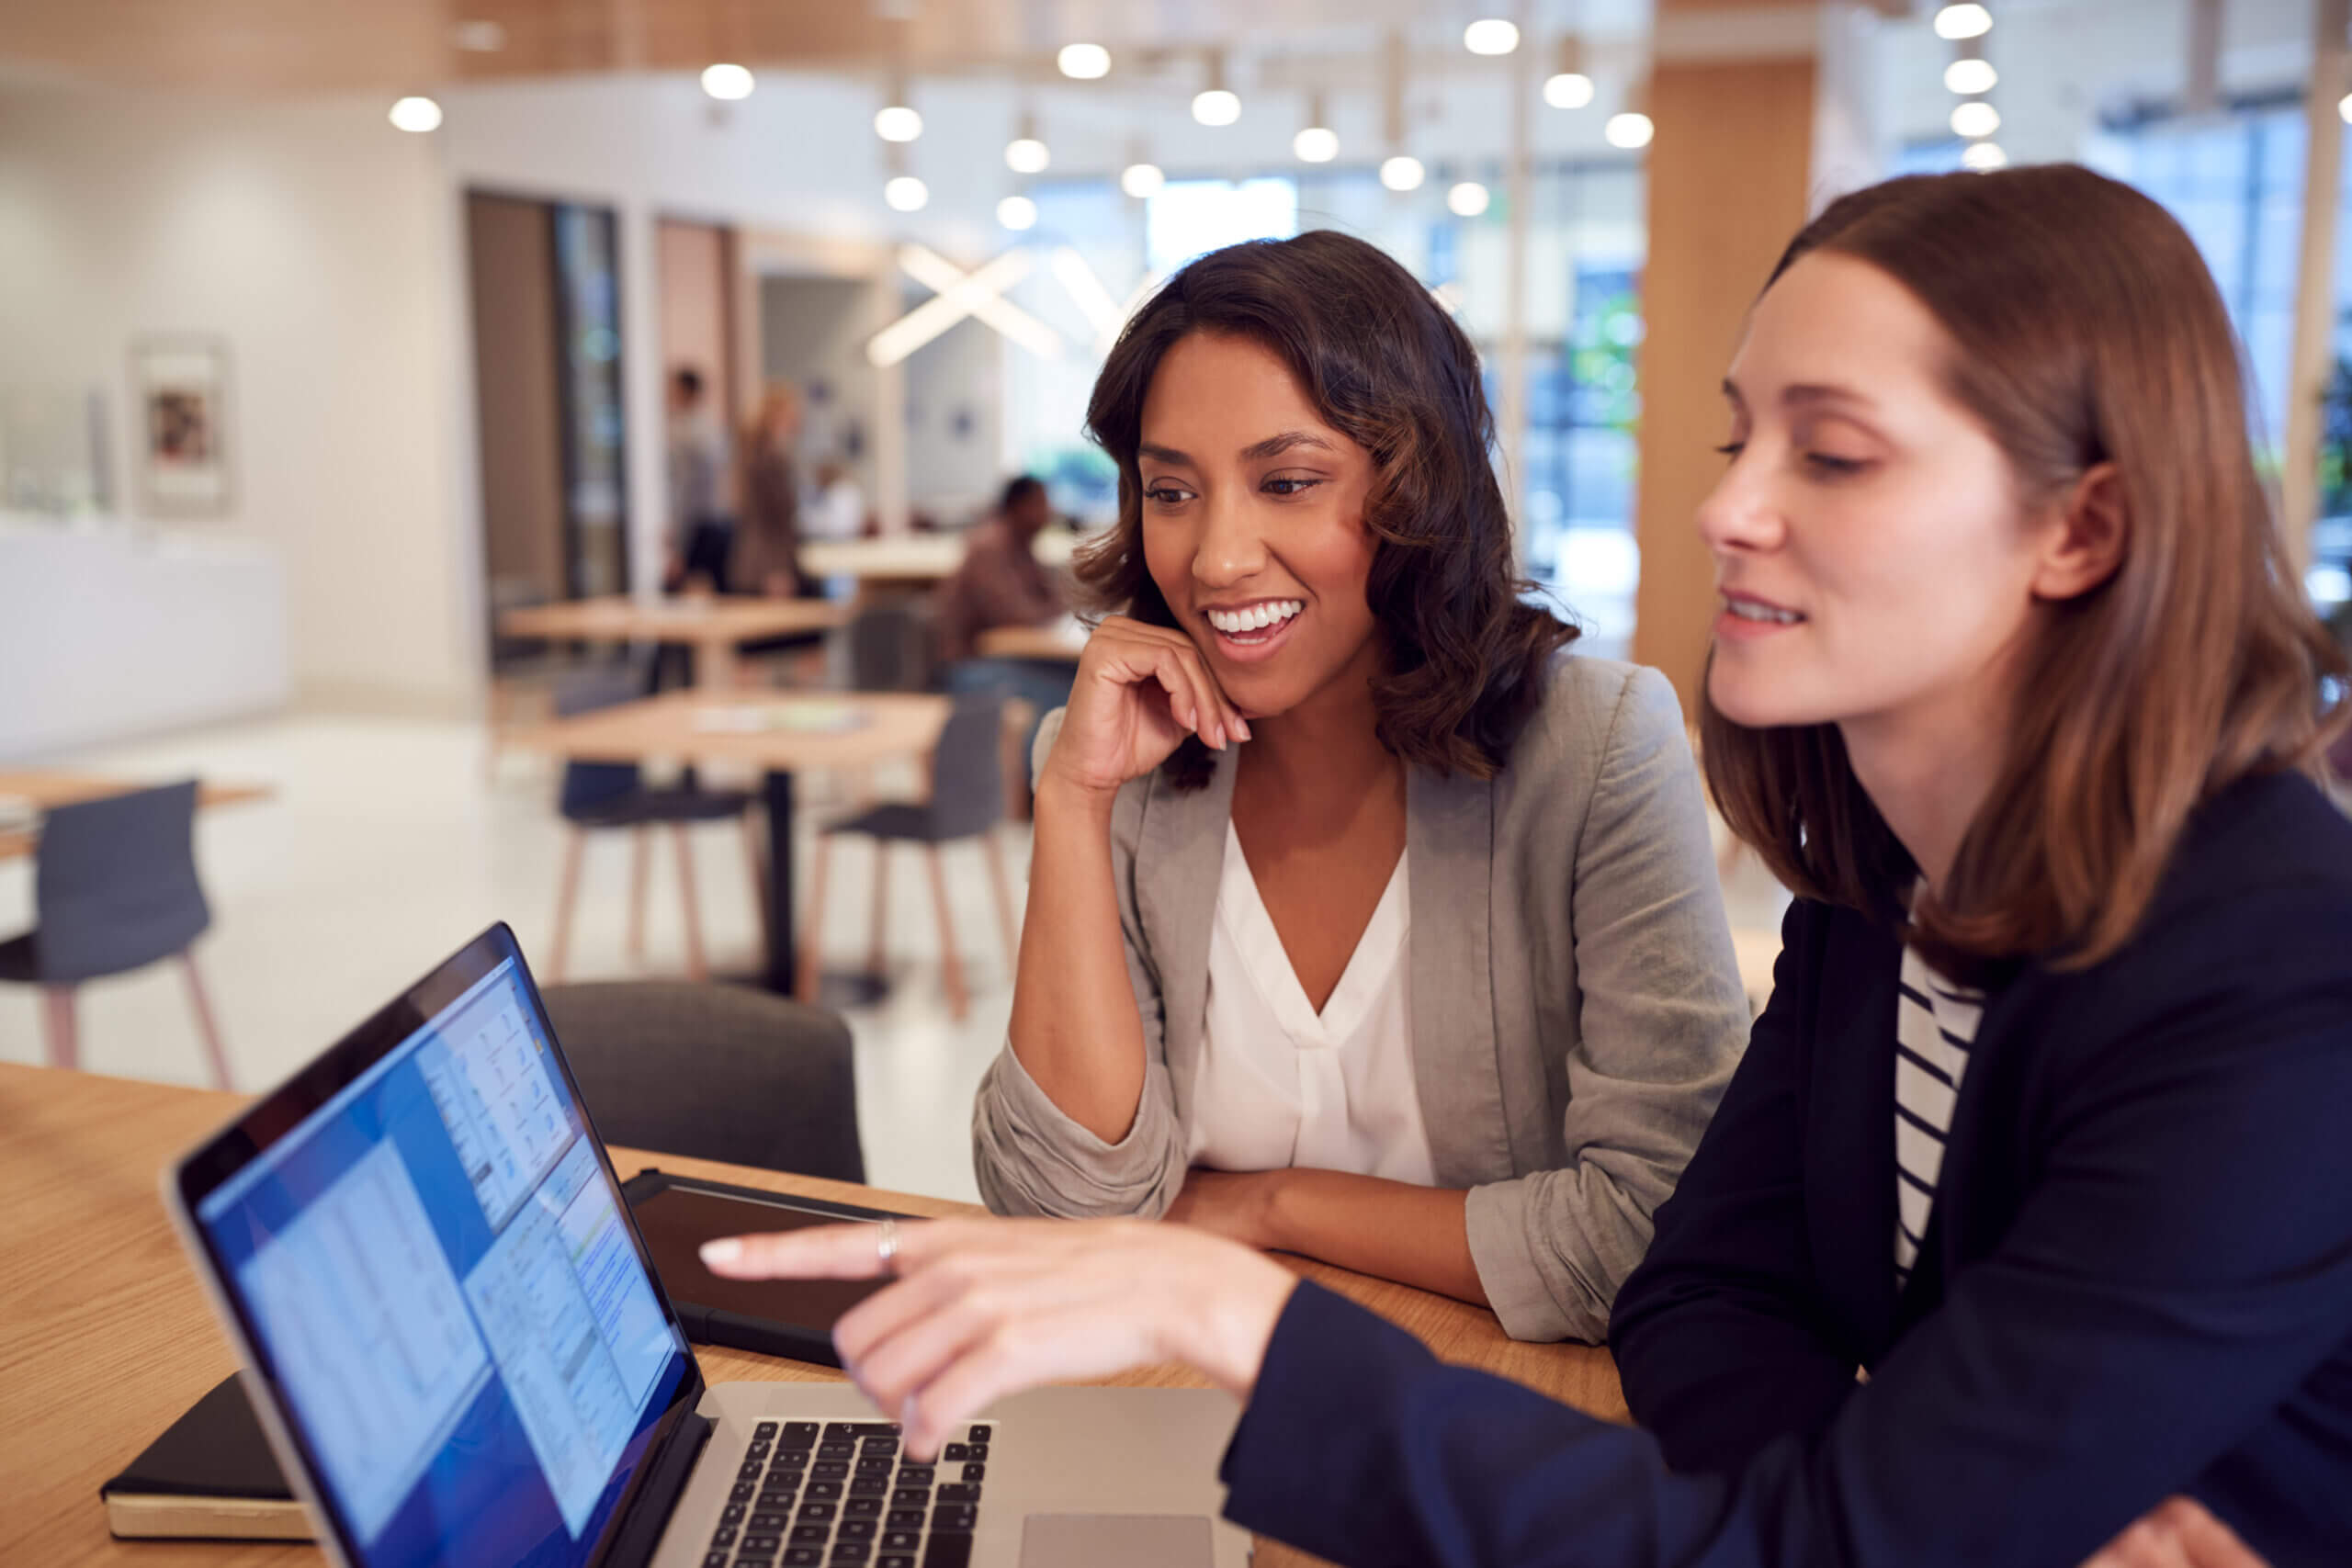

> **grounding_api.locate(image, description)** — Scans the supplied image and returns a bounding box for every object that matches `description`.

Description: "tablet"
[619,1168,912,1368]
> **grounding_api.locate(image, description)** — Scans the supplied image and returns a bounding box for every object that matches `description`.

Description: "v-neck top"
[1180,822,1436,1184]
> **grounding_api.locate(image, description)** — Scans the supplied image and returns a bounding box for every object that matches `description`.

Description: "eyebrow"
[1136,430,1337,467]
[1720,377,1880,412]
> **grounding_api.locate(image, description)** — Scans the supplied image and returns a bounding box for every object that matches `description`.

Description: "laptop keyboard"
[704,1419,991,1568]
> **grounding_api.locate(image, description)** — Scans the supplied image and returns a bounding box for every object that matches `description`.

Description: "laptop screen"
[187,937,695,1568]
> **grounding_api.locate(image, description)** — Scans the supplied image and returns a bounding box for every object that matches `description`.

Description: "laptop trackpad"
[1019,1514,1215,1567]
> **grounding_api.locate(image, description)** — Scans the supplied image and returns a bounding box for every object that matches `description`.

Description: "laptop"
[165,923,1252,1568]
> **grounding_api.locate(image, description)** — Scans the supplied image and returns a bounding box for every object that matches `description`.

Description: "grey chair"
[848,598,933,693]
[548,660,767,983]
[0,780,232,1087]
[537,980,865,1182]
[797,694,1019,1020]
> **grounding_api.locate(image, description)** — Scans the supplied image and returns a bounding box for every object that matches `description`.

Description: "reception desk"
[0,516,289,761]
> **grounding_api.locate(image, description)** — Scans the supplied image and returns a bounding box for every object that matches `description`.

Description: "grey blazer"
[970,653,1751,1342]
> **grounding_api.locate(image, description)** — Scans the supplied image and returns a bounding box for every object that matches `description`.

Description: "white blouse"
[1177,822,1438,1185]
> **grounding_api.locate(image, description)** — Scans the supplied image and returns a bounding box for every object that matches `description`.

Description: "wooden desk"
[0,772,275,864]
[0,1066,1623,1568]
[497,597,849,691]
[505,692,953,996]
[799,532,1081,591]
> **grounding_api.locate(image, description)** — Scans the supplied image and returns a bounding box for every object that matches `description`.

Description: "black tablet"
[619,1168,913,1368]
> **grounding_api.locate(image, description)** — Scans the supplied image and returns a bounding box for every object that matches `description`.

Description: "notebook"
[101,1374,307,1540]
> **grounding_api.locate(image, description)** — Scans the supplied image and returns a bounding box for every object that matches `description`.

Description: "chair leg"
[924,844,968,1021]
[867,840,890,977]
[670,824,709,980]
[797,833,832,1000]
[739,813,772,959]
[40,986,79,1072]
[979,829,1022,968]
[178,951,233,1090]
[626,826,651,961]
[548,828,586,981]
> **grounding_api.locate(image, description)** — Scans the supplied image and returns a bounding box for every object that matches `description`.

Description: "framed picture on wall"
[130,336,232,516]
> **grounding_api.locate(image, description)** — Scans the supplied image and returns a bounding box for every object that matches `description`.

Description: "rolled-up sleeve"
[1464,665,1752,1342]
[971,708,1192,1218]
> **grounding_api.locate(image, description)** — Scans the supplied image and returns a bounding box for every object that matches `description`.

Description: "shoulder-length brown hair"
[1077,229,1576,790]
[1703,165,2348,976]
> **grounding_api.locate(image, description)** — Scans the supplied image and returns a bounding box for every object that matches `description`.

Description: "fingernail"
[1234,718,1251,741]
[700,1238,743,1268]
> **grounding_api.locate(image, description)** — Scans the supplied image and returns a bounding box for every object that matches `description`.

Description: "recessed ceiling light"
[1604,111,1655,150]
[1961,141,2008,170]
[1544,73,1595,109]
[1464,18,1520,56]
[1121,162,1166,198]
[1447,181,1491,217]
[1294,126,1339,163]
[1945,58,1997,96]
[700,63,754,101]
[1057,42,1111,80]
[389,96,443,132]
[1193,88,1241,126]
[998,195,1039,230]
[1934,4,1993,41]
[1379,154,1425,192]
[884,175,929,212]
[1006,136,1050,174]
[1950,100,2001,138]
[875,104,923,141]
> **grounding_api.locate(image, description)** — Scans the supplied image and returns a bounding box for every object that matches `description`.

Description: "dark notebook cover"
[102,1373,304,1538]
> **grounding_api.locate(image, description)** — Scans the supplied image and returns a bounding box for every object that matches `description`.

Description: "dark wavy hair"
[1076,229,1577,790]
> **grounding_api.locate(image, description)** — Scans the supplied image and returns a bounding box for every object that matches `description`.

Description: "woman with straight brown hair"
[964,229,1753,1343]
[704,166,2352,1567]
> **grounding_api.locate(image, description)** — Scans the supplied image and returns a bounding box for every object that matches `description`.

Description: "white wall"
[0,78,477,719]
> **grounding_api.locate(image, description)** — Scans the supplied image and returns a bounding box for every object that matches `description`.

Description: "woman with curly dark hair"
[966,229,1751,1341]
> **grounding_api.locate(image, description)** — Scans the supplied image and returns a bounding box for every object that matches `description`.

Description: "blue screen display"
[197,959,692,1568]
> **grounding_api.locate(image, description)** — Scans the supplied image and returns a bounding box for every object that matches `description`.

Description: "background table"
[0,1066,1626,1568]
[973,621,1087,663]
[504,691,953,996]
[497,597,849,691]
[799,531,1082,593]
[0,771,274,863]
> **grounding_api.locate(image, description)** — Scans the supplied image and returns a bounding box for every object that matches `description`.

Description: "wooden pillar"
[2283,0,2350,576]
[1631,28,1822,719]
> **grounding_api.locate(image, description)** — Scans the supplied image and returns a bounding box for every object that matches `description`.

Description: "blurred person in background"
[730,384,806,601]
[663,366,732,593]
[707,168,2352,1568]
[938,473,1080,761]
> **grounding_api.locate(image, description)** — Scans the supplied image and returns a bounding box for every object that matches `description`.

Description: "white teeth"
[1207,600,1303,636]
[1725,598,1802,625]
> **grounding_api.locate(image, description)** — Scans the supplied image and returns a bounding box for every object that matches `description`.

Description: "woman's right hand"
[1038,615,1250,799]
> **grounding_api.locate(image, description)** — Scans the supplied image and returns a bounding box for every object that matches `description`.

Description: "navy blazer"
[1218,771,2352,1567]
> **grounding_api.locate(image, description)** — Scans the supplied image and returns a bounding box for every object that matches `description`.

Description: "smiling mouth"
[1204,599,1303,641]
[1723,596,1804,626]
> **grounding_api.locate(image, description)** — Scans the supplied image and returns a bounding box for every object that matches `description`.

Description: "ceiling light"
[884,175,929,212]
[1604,112,1654,150]
[875,104,922,141]
[1447,181,1491,217]
[1544,72,1595,109]
[1944,58,1997,95]
[1121,162,1165,198]
[998,195,1038,231]
[1950,100,2001,138]
[389,96,443,132]
[700,63,754,101]
[1057,42,1111,80]
[1961,141,2008,171]
[1193,88,1241,126]
[452,20,505,51]
[1379,154,1426,192]
[1934,4,1993,40]
[1295,125,1339,163]
[1464,18,1521,56]
[1007,137,1050,174]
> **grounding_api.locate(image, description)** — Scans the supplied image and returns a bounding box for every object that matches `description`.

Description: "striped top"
[1894,945,1985,1286]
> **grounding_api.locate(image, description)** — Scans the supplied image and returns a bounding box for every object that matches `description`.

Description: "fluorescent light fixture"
[869,245,1062,367]
[1294,125,1340,163]
[1120,162,1165,197]
[1934,4,1993,40]
[1961,141,2008,171]
[875,104,923,141]
[1950,100,2001,139]
[1944,58,1997,95]
[1057,42,1111,80]
[1051,246,1125,347]
[1379,154,1426,191]
[1464,18,1520,55]
[1544,72,1595,109]
[1447,181,1491,217]
[1006,137,1050,174]
[1193,88,1241,126]
[389,96,443,132]
[998,195,1038,231]
[1604,111,1654,150]
[700,63,754,101]
[883,175,929,211]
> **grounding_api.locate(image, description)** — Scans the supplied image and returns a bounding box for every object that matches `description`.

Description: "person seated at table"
[938,473,1083,768]
[706,166,2352,1568]
[966,230,1753,1344]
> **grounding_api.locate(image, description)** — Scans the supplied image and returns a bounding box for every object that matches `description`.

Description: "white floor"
[0,708,1791,1207]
